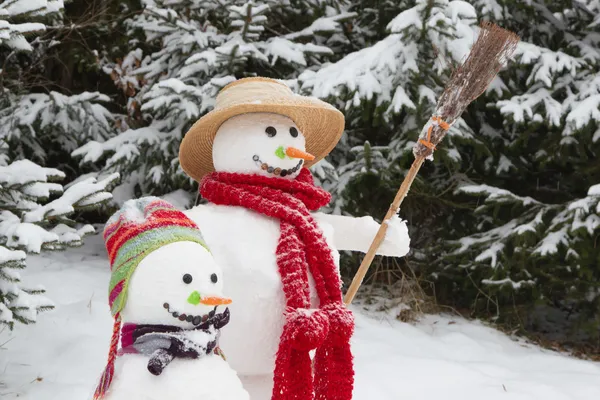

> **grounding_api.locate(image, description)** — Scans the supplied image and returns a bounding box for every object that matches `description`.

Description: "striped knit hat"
[103,196,207,316]
[95,197,207,400]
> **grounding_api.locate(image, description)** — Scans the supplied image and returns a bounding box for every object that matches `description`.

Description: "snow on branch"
[451,183,600,283]
[457,184,541,206]
[1,160,118,253]
[498,43,598,135]
[0,0,62,51]
[298,0,477,119]
[0,247,25,269]
[0,92,114,152]
[299,35,418,110]
[481,277,535,289]
[260,38,332,66]
[513,42,582,87]
[0,160,65,187]
[23,173,119,222]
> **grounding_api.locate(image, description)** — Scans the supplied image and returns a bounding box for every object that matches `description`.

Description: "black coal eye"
[210,273,218,284]
[289,127,298,138]
[182,274,193,284]
[265,126,277,137]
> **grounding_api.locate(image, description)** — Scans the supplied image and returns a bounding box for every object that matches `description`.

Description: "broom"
[343,22,520,306]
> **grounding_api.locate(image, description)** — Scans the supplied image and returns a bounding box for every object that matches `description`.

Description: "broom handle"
[343,156,426,306]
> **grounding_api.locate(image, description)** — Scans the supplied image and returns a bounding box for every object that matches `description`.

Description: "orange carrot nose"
[200,296,232,306]
[286,147,315,161]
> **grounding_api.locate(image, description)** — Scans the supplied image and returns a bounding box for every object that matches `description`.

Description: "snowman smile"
[163,302,218,326]
[252,154,303,177]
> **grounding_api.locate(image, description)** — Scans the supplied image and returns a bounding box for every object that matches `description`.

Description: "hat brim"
[179,102,345,182]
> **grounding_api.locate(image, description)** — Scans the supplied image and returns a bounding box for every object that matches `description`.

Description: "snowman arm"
[312,212,410,258]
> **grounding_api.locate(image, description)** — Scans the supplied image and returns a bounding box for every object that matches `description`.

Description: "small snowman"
[179,77,410,400]
[93,197,249,400]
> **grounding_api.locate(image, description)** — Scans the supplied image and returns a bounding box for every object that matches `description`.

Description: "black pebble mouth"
[163,302,217,326]
[253,155,303,177]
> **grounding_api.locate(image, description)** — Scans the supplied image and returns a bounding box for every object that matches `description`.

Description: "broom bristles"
[414,22,520,159]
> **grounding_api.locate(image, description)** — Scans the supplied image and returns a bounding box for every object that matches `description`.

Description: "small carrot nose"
[200,296,232,306]
[286,147,315,161]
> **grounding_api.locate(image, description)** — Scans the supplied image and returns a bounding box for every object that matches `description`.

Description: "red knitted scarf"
[200,168,354,400]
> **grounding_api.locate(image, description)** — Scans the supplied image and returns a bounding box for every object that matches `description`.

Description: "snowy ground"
[2,233,600,399]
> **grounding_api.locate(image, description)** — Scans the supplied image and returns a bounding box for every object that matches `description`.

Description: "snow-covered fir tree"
[0,161,119,328]
[446,0,600,335]
[298,0,600,338]
[1,0,115,164]
[73,0,355,201]
[0,0,120,328]
[297,0,489,266]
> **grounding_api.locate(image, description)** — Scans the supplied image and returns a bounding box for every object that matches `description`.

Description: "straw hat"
[179,77,345,182]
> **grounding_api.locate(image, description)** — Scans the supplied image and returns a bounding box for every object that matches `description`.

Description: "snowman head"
[180,78,347,182]
[212,113,315,179]
[104,197,229,329]
[120,241,229,328]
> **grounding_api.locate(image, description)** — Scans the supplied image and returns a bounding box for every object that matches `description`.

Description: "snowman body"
[105,353,246,400]
[184,203,339,376]
[102,241,249,400]
[183,112,342,386]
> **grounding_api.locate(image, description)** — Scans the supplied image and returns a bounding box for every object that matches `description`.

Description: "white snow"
[388,85,416,113]
[1,0,62,16]
[0,210,59,253]
[418,85,437,104]
[481,277,535,290]
[533,228,570,256]
[457,184,540,206]
[0,301,13,323]
[387,6,423,32]
[498,88,563,126]
[0,160,64,186]
[0,246,26,264]
[1,92,113,149]
[2,234,600,399]
[447,1,478,21]
[496,154,515,175]
[73,128,163,164]
[23,173,118,222]
[589,184,600,196]
[474,242,504,268]
[566,95,600,130]
[260,37,332,66]
[514,210,545,235]
[50,223,94,244]
[298,34,419,113]
[5,21,45,33]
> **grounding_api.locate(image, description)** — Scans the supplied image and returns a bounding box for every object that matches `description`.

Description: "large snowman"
[93,197,249,400]
[179,77,410,399]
